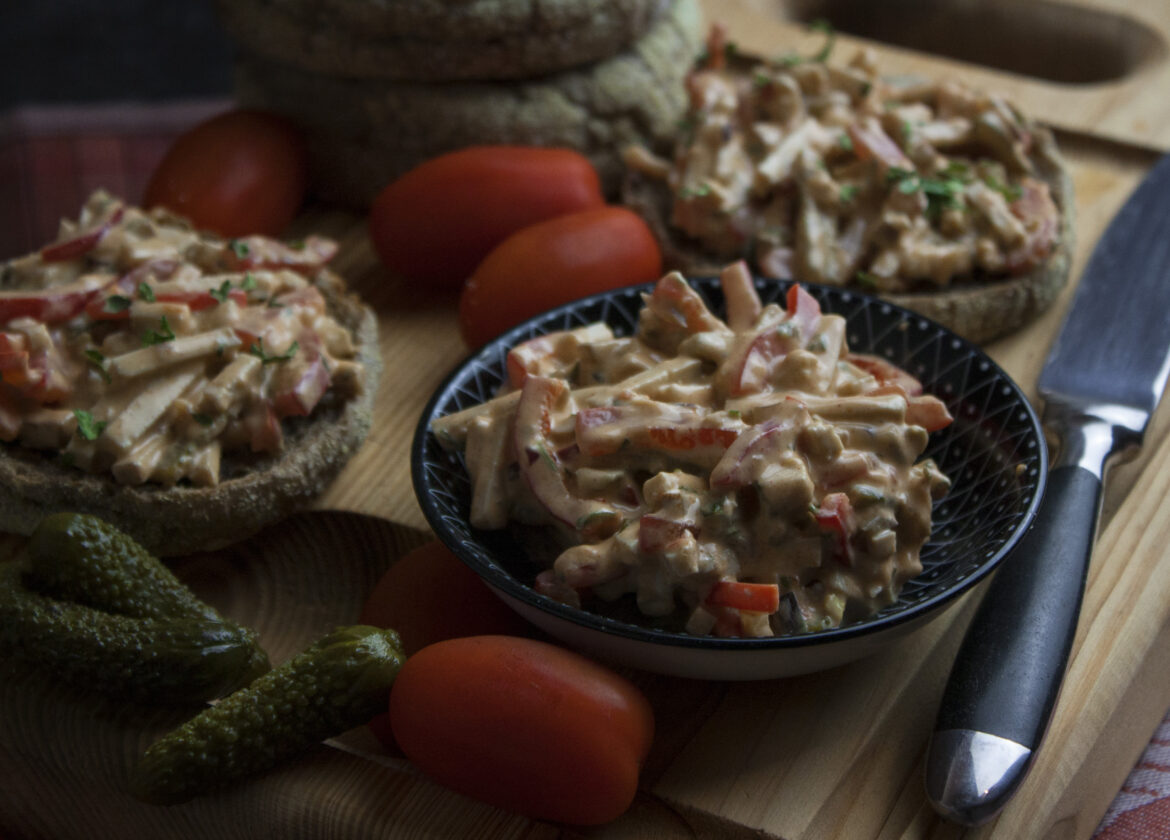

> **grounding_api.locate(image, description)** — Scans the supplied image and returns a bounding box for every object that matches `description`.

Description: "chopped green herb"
[807,334,828,353]
[209,279,232,304]
[775,321,797,338]
[241,273,258,291]
[534,443,557,472]
[753,70,774,88]
[104,295,132,314]
[855,271,879,289]
[983,175,1023,202]
[137,283,155,302]
[901,119,915,141]
[860,81,873,97]
[142,316,176,346]
[839,183,859,202]
[775,18,835,67]
[84,349,111,384]
[73,409,107,441]
[678,183,712,200]
[288,239,306,251]
[727,409,742,419]
[808,19,836,62]
[192,413,215,427]
[248,339,298,365]
[229,240,250,259]
[837,132,854,152]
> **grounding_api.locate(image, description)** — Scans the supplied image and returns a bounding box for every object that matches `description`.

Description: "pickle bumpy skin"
[0,563,269,703]
[130,624,405,805]
[24,512,222,622]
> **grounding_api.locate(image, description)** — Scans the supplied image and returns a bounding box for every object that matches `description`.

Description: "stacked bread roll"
[216,0,705,206]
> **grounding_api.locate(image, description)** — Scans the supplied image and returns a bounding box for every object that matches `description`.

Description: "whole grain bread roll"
[0,207,380,558]
[233,0,705,204]
[620,45,1075,344]
[215,0,673,81]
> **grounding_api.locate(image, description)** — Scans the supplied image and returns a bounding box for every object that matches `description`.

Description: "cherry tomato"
[458,206,662,348]
[368,146,604,291]
[358,540,532,657]
[390,635,654,825]
[360,541,534,753]
[143,109,308,238]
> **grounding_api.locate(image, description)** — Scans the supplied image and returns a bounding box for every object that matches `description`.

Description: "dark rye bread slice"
[623,126,1075,345]
[233,0,705,205]
[0,268,380,558]
[214,0,672,81]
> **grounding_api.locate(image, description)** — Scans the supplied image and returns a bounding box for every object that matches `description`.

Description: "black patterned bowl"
[412,277,1047,680]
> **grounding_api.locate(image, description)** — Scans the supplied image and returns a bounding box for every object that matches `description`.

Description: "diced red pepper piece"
[0,277,107,324]
[272,356,331,418]
[785,283,822,340]
[815,492,855,564]
[575,403,740,466]
[848,119,913,172]
[506,336,555,390]
[705,580,781,614]
[637,515,698,554]
[710,414,799,488]
[39,207,124,263]
[1005,177,1059,274]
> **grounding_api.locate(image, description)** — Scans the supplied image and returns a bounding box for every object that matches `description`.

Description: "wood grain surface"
[4,1,1170,838]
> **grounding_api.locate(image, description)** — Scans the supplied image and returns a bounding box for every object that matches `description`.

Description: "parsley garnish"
[142,315,176,346]
[85,349,111,384]
[104,295,132,314]
[678,183,712,200]
[192,413,215,427]
[73,409,107,441]
[229,239,250,259]
[209,279,232,304]
[137,282,155,302]
[837,132,854,152]
[839,183,859,202]
[248,339,298,365]
[886,166,965,217]
[855,271,880,289]
[241,272,258,291]
[777,18,836,66]
[983,174,1023,202]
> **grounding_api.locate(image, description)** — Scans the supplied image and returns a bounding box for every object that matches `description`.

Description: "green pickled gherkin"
[130,625,405,805]
[0,563,269,703]
[25,512,221,622]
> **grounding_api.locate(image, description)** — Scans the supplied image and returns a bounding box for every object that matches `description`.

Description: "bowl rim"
[411,276,1048,652]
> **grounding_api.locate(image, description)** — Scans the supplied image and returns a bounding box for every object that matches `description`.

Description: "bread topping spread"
[0,192,366,487]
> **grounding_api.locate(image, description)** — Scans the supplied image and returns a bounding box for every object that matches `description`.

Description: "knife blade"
[925,152,1170,826]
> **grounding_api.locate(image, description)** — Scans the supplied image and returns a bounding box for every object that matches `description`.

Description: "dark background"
[1,0,234,109]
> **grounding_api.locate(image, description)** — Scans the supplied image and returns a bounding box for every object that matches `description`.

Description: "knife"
[924,153,1170,826]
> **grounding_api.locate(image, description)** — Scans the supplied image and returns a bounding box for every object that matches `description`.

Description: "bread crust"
[0,267,380,558]
[214,0,672,81]
[232,0,705,204]
[623,125,1074,345]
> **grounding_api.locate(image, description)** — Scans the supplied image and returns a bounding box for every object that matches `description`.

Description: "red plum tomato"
[143,109,308,238]
[458,206,662,348]
[358,540,532,657]
[360,541,534,753]
[367,146,604,290]
[389,635,655,825]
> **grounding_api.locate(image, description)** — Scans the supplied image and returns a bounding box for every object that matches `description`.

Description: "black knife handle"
[926,462,1103,824]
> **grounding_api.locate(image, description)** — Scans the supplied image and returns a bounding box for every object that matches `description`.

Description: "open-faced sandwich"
[0,192,379,556]
[622,26,1074,343]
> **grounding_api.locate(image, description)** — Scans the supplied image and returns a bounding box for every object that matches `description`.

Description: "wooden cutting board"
[4,1,1170,838]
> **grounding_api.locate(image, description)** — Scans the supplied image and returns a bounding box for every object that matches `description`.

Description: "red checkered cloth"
[0,100,1167,838]
[0,99,228,259]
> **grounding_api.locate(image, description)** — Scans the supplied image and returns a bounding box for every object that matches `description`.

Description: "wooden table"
[3,1,1170,838]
